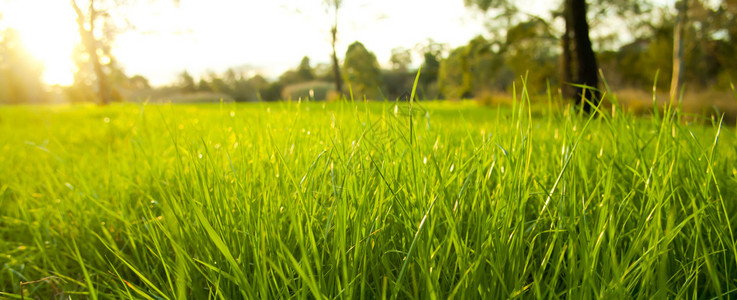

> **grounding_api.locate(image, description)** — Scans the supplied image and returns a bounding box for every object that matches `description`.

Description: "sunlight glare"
[2,1,78,86]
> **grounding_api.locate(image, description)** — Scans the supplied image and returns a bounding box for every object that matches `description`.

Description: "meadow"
[1,93,736,298]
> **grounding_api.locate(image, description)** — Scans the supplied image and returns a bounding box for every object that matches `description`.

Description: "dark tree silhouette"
[325,0,344,97]
[72,0,111,105]
[570,0,600,113]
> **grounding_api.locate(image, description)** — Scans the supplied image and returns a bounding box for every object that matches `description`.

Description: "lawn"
[1,98,736,299]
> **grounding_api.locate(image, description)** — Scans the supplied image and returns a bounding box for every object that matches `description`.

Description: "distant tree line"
[1,1,735,104]
[162,0,737,104]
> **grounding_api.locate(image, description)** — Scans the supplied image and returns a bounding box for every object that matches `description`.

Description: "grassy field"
[1,96,736,299]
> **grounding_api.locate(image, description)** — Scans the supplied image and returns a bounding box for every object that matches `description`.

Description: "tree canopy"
[343,41,382,100]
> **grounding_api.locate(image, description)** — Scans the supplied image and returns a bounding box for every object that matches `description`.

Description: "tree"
[560,1,575,100]
[278,70,300,86]
[296,56,315,82]
[343,41,382,99]
[389,47,412,72]
[197,79,212,92]
[128,75,151,90]
[178,71,196,93]
[314,63,335,82]
[415,39,448,99]
[247,74,269,101]
[71,0,115,105]
[568,0,600,112]
[324,0,344,96]
[670,0,688,101]
[465,0,602,111]
[504,19,559,93]
[438,35,511,100]
[70,0,179,104]
[438,46,472,100]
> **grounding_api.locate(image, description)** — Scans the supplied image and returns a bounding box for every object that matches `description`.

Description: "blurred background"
[0,0,735,114]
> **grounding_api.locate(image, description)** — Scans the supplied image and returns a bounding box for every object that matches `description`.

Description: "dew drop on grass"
[198,152,203,159]
[64,182,74,190]
[103,117,110,123]
[394,105,399,116]
[450,164,455,172]
[423,156,427,164]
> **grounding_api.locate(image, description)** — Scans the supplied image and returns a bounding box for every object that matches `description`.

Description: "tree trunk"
[72,0,110,105]
[330,6,343,97]
[331,26,343,96]
[560,0,575,100]
[569,0,599,113]
[670,0,688,101]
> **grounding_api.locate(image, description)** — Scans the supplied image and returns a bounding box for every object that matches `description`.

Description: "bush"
[281,81,334,101]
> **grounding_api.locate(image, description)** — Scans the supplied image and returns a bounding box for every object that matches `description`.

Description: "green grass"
[1,94,736,299]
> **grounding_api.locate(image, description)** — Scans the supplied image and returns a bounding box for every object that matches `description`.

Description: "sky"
[1,0,508,86]
[4,0,680,87]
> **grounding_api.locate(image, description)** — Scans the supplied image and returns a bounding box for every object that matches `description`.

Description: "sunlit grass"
[1,90,736,298]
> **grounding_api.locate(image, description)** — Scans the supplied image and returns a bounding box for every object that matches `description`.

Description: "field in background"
[474,88,737,125]
[1,99,736,298]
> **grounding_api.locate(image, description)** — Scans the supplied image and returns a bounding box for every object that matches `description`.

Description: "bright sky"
[1,0,499,86]
[4,0,674,87]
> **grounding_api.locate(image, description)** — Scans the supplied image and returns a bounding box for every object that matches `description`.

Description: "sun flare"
[2,1,78,86]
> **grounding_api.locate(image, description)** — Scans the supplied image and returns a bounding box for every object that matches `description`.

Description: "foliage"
[343,41,382,99]
[390,47,412,72]
[173,69,266,102]
[599,1,737,92]
[415,39,447,99]
[296,56,315,82]
[178,71,196,93]
[438,36,512,100]
[503,19,559,92]
[70,0,128,105]
[438,45,471,100]
[381,69,416,100]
